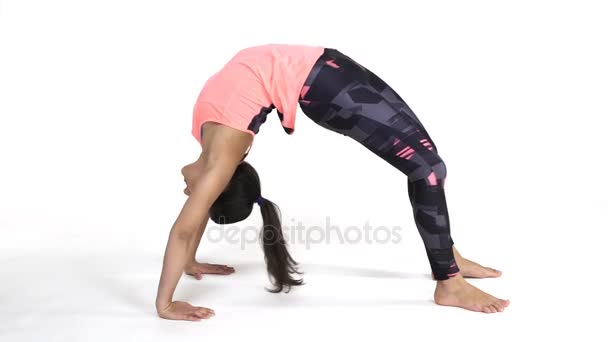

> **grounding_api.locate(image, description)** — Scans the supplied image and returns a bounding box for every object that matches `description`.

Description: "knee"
[432,161,447,180]
[409,160,447,187]
[424,161,446,187]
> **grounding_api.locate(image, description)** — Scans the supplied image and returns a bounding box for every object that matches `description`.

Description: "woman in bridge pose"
[155,44,509,321]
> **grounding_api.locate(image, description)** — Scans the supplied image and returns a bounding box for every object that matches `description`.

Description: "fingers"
[158,302,216,321]
[199,307,215,317]
[187,262,235,276]
[202,263,235,275]
[189,307,215,321]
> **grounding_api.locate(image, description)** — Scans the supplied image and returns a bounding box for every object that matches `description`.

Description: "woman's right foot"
[434,274,510,313]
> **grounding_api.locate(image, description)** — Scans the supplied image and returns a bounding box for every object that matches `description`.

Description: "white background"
[1,0,607,341]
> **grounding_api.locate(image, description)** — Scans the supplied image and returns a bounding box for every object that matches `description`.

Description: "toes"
[502,299,510,307]
[479,266,496,277]
[492,302,504,312]
[489,268,502,277]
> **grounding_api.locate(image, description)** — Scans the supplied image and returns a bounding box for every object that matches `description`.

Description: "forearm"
[155,228,194,310]
[187,214,210,262]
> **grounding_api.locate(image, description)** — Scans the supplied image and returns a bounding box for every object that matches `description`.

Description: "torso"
[191,44,325,152]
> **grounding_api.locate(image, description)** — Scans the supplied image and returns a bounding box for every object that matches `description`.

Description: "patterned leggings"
[299,48,459,280]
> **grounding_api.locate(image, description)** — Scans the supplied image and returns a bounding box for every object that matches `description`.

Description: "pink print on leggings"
[420,138,433,150]
[395,146,415,160]
[325,59,340,69]
[427,171,438,186]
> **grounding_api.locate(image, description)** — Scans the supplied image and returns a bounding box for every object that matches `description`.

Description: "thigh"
[299,49,443,176]
[302,50,422,121]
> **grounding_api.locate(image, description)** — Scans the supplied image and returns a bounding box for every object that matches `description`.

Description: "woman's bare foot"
[434,274,510,313]
[184,261,235,280]
[453,246,502,278]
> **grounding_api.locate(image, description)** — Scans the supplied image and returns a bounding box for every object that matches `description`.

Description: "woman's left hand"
[185,261,235,279]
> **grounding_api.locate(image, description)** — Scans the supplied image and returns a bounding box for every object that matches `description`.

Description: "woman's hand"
[157,301,215,321]
[185,261,235,279]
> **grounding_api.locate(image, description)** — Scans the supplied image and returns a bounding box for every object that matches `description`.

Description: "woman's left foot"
[453,246,502,278]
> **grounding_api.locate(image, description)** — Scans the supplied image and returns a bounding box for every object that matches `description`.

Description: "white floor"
[1,208,604,342]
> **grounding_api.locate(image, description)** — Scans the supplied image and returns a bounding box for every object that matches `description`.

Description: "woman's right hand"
[157,301,215,321]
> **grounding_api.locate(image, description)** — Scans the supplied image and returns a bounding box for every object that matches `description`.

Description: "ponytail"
[207,161,303,293]
[257,197,303,293]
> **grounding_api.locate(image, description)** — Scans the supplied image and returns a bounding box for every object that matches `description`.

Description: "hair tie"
[255,195,264,205]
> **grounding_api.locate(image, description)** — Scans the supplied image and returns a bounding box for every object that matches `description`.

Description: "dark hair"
[209,161,303,293]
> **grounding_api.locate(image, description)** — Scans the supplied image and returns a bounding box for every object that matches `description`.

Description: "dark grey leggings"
[299,48,459,280]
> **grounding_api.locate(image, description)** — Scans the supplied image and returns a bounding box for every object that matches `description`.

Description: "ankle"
[436,274,466,290]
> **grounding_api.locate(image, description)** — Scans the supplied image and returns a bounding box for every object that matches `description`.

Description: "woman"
[155,44,510,321]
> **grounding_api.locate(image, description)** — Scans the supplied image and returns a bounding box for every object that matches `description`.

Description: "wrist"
[156,300,172,312]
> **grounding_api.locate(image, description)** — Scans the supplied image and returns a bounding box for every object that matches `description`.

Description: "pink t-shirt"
[191,44,325,148]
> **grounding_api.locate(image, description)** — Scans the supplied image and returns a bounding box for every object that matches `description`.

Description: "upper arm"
[173,161,239,238]
[173,124,253,237]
